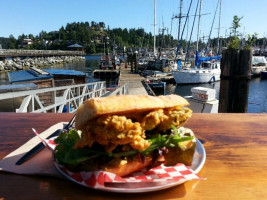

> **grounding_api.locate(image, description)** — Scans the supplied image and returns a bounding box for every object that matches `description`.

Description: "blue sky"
[1,0,267,41]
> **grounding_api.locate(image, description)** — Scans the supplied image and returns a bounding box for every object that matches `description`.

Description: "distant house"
[67,43,85,51]
[22,38,33,47]
[42,39,53,47]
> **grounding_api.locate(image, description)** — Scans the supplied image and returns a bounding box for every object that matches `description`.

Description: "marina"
[1,0,267,199]
[0,55,266,113]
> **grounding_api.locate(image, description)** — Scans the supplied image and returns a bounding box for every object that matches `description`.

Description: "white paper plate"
[54,139,206,193]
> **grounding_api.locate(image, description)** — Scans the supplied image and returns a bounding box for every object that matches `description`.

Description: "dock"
[119,65,149,95]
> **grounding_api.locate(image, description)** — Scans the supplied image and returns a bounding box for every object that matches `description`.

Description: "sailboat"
[172,0,222,84]
[173,52,221,84]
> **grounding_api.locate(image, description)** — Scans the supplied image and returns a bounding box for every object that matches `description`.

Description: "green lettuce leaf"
[54,127,194,167]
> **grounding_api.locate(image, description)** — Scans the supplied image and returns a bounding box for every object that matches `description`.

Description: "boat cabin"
[200,61,220,70]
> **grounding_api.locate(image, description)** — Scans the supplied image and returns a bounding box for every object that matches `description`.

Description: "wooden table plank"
[0,113,267,199]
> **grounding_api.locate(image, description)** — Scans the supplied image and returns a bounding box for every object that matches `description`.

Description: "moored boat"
[251,56,267,76]
[261,70,267,79]
[172,51,221,84]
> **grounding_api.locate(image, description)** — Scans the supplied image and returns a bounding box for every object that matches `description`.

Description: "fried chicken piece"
[141,109,167,130]
[74,107,192,152]
[157,107,192,132]
[139,107,192,132]
[75,115,151,152]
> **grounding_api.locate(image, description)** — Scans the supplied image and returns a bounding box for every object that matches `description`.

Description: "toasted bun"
[75,94,189,130]
[104,155,153,177]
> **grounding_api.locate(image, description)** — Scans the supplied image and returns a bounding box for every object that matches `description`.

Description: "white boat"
[251,56,267,76]
[172,60,221,84]
[172,0,223,85]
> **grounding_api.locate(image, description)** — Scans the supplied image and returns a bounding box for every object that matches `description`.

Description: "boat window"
[202,62,211,69]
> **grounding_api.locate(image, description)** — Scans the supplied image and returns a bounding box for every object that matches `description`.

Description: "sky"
[1,0,267,42]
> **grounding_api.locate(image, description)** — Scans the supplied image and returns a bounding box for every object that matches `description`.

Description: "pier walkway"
[119,65,149,95]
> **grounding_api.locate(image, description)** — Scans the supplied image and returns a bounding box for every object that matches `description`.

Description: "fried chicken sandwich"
[54,94,196,177]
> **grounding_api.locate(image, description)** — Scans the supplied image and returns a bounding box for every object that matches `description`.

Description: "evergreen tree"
[8,35,16,49]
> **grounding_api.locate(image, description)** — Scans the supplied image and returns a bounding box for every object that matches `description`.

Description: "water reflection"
[165,82,220,99]
[0,72,9,85]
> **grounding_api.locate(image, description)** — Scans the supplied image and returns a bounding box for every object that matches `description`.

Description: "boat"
[140,57,177,75]
[99,54,118,70]
[93,51,121,91]
[261,70,267,79]
[146,79,166,95]
[251,56,267,76]
[172,0,222,85]
[172,52,221,84]
[137,58,148,71]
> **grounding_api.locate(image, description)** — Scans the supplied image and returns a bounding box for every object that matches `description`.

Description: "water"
[164,78,267,113]
[0,55,101,84]
[1,55,266,113]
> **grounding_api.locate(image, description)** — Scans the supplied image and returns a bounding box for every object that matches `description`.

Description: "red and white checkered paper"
[45,138,202,190]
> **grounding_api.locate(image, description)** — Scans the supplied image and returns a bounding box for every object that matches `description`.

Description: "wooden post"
[129,54,134,72]
[134,52,138,73]
[219,49,252,113]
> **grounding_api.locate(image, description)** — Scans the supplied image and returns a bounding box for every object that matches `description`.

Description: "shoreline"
[0,56,85,72]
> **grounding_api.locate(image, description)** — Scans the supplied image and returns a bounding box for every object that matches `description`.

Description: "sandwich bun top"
[75,94,189,130]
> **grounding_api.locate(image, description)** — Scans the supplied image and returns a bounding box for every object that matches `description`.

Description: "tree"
[231,15,243,36]
[8,35,17,49]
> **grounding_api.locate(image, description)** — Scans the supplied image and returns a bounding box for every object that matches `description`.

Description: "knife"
[15,114,76,165]
[15,128,62,165]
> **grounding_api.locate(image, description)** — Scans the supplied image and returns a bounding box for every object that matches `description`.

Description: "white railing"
[0,82,106,113]
[0,82,129,113]
[103,83,129,97]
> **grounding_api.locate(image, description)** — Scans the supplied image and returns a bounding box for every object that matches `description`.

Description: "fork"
[15,114,76,165]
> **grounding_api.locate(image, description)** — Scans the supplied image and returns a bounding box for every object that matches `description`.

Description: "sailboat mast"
[177,0,183,41]
[196,0,203,51]
[217,0,222,54]
[154,0,157,55]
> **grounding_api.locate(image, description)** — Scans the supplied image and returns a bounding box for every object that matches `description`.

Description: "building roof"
[44,69,86,76]
[67,43,84,48]
[8,69,53,83]
[8,67,86,83]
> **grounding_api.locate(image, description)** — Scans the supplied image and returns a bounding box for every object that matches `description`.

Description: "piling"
[219,49,252,113]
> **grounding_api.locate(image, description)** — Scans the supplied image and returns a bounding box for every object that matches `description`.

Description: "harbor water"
[0,55,266,113]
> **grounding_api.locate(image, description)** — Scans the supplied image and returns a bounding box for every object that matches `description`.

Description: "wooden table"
[0,113,267,199]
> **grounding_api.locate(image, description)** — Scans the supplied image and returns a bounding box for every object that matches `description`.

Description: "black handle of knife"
[15,129,62,165]
[16,114,76,165]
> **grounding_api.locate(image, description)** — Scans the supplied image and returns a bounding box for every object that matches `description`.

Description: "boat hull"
[251,66,266,76]
[261,71,267,79]
[172,70,220,84]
